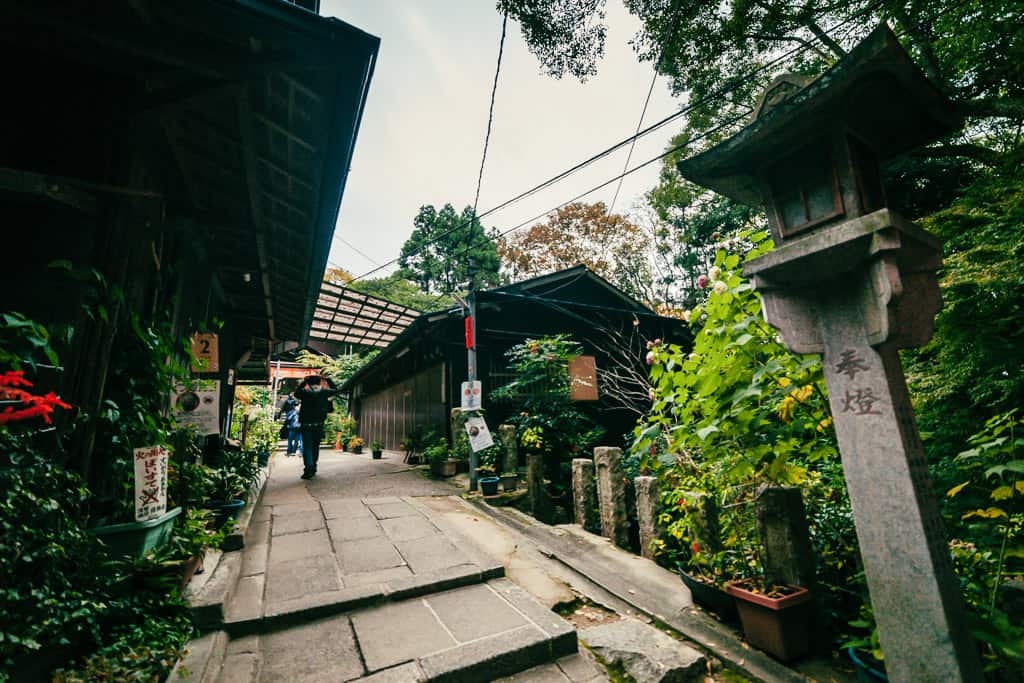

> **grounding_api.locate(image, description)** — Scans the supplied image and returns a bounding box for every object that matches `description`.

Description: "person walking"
[294,374,339,480]
[283,398,302,457]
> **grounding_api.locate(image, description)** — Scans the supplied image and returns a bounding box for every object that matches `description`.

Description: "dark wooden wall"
[358,363,445,450]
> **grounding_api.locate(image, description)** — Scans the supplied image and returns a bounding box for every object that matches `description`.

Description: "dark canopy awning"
[309,283,421,349]
[2,0,378,381]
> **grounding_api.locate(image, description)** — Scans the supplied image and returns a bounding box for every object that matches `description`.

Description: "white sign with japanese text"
[133,446,169,522]
[171,379,221,435]
[464,416,494,452]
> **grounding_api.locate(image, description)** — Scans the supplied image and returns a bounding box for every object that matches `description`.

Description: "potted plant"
[499,471,519,491]
[725,579,812,661]
[479,473,501,496]
[477,449,500,495]
[426,440,456,477]
[347,436,364,454]
[90,507,184,560]
[205,466,246,529]
[370,439,384,459]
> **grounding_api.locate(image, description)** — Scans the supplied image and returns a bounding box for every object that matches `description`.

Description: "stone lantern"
[677,26,982,683]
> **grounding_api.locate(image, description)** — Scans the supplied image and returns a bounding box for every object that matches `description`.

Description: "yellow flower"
[778,377,792,388]
[790,385,813,403]
[778,396,796,423]
[816,416,833,432]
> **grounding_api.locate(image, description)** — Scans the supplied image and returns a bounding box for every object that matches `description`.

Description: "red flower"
[691,541,701,555]
[0,371,32,387]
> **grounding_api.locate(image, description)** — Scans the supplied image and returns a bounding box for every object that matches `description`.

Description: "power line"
[608,0,683,215]
[342,3,883,287]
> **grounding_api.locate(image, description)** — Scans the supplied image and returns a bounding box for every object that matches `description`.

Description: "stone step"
[221,495,505,635]
[213,578,578,683]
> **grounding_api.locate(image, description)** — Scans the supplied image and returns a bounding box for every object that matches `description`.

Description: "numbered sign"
[191,333,219,373]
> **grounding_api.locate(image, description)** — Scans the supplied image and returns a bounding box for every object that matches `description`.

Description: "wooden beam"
[238,86,276,341]
[254,113,315,151]
[0,166,98,214]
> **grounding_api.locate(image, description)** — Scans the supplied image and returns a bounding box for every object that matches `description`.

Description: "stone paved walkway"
[212,449,604,682]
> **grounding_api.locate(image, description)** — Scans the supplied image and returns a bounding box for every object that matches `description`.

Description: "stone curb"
[165,630,227,683]
[222,460,272,552]
[466,498,811,683]
[184,457,275,630]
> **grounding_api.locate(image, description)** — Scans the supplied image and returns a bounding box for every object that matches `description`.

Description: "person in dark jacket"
[294,374,339,479]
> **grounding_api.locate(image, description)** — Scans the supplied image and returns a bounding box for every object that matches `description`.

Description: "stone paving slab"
[351,599,458,672]
[271,509,324,536]
[394,537,469,574]
[322,498,377,520]
[265,554,342,604]
[367,500,421,519]
[268,528,332,563]
[425,582,530,642]
[338,536,407,574]
[379,515,441,542]
[328,516,383,542]
[257,614,363,683]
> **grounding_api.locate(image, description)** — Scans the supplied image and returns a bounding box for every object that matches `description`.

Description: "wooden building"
[341,267,693,450]
[0,0,377,484]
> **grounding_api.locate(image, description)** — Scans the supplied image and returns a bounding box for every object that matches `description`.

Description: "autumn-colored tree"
[497,202,648,293]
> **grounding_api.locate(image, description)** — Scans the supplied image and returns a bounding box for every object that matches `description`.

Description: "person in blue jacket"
[294,375,339,480]
[282,397,302,457]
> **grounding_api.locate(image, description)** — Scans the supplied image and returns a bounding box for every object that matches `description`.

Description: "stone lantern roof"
[676,25,962,208]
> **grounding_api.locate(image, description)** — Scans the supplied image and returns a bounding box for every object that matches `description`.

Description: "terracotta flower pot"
[725,580,811,662]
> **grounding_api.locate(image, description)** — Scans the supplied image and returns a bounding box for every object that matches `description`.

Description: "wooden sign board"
[190,333,219,373]
[569,355,599,401]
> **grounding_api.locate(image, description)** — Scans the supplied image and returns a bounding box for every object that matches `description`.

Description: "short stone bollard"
[571,459,599,532]
[526,453,554,523]
[594,447,628,549]
[634,476,662,560]
[498,423,518,474]
[755,485,816,588]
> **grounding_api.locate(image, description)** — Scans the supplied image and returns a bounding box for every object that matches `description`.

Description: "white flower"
[709,266,721,280]
[712,280,728,294]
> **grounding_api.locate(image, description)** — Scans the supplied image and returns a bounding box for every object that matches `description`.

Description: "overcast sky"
[322,1,681,280]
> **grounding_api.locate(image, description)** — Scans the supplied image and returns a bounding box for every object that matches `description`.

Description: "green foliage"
[423,438,451,465]
[90,312,192,523]
[348,274,455,311]
[906,165,1024,476]
[0,311,59,370]
[0,431,107,674]
[492,335,604,487]
[398,203,501,295]
[370,439,384,451]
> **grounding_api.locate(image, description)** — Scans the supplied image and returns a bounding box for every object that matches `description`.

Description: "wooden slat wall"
[359,363,445,450]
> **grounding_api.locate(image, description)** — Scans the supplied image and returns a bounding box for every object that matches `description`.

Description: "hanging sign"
[464,416,494,452]
[190,333,219,373]
[134,445,169,522]
[171,379,221,435]
[569,355,599,401]
[460,380,482,410]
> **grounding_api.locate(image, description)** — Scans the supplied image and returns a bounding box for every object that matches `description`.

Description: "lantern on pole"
[677,25,980,683]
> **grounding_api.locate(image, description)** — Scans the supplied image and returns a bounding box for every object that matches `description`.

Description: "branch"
[959,97,1024,122]
[885,1,943,87]
[910,143,1001,166]
[742,32,831,62]
[802,18,846,59]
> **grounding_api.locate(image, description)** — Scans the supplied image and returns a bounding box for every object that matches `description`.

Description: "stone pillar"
[594,447,628,548]
[498,424,518,474]
[692,494,722,554]
[571,459,599,532]
[746,215,984,682]
[634,476,662,560]
[449,409,470,459]
[526,453,553,523]
[755,486,815,587]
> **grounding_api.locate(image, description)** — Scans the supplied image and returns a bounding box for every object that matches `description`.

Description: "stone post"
[449,409,470,459]
[498,423,518,474]
[755,486,815,588]
[745,213,983,682]
[594,447,628,549]
[634,476,663,560]
[526,452,553,523]
[571,459,599,532]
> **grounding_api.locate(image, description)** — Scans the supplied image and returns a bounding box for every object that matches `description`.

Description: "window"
[767,143,844,236]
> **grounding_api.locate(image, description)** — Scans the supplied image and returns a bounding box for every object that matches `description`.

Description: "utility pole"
[466,258,479,492]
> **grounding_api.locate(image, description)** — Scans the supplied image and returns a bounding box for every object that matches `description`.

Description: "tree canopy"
[496,201,649,294]
[503,0,1023,163]
[398,204,501,295]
